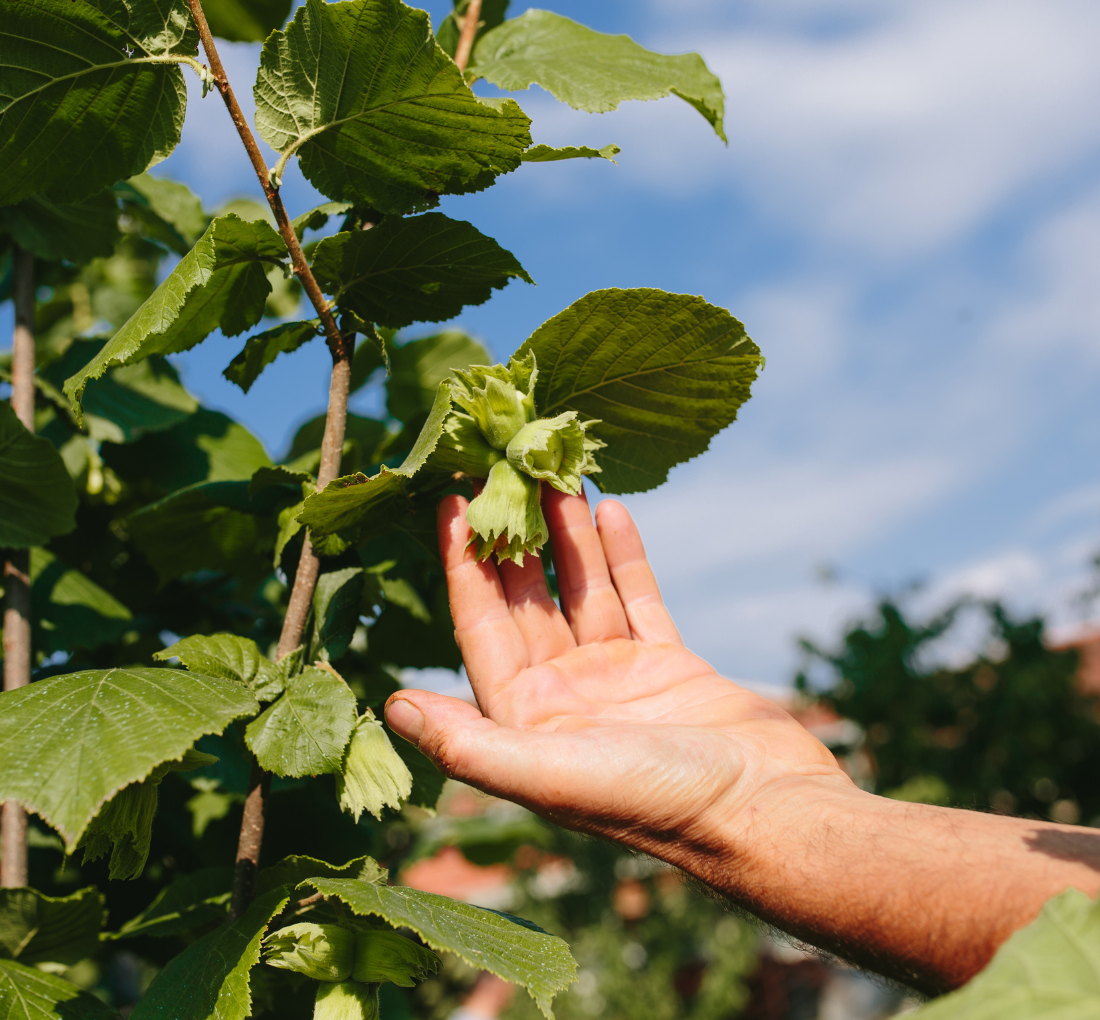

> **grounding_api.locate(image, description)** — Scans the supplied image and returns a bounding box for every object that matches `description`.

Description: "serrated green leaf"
[301,379,453,537]
[104,409,272,494]
[313,568,366,662]
[246,668,357,777]
[312,214,532,330]
[205,0,293,43]
[0,401,77,548]
[472,10,726,141]
[518,288,762,494]
[909,889,1100,1018]
[130,886,290,1020]
[0,959,118,1020]
[0,0,196,207]
[128,480,281,586]
[0,192,120,263]
[115,174,209,255]
[0,887,104,967]
[223,320,319,394]
[302,878,576,1019]
[387,331,490,424]
[291,202,353,241]
[112,867,233,940]
[254,0,531,212]
[336,714,413,821]
[256,855,386,898]
[156,633,265,687]
[41,341,199,444]
[436,0,510,58]
[62,214,288,417]
[521,143,620,163]
[0,668,258,851]
[30,547,132,655]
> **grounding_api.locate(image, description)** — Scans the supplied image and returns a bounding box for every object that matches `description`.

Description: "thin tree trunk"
[2,246,35,889]
[453,0,483,73]
[181,0,356,918]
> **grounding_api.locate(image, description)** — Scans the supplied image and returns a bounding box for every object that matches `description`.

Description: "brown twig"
[185,0,356,914]
[2,246,35,889]
[453,0,483,73]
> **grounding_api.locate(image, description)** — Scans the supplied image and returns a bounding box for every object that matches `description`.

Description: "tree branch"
[453,0,483,73]
[2,246,35,889]
[184,0,356,913]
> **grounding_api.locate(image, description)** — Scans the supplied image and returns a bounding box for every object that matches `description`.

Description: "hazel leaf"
[254,0,531,212]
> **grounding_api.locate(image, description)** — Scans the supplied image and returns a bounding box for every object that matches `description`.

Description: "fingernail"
[385,698,425,745]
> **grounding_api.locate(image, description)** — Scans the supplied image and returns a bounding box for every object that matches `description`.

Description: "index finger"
[437,495,527,705]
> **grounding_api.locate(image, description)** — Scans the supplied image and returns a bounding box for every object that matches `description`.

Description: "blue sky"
[8,0,1100,686]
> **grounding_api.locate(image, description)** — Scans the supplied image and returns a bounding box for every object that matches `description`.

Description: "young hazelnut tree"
[0,1,763,1017]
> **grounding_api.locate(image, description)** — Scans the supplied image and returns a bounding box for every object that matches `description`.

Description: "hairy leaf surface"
[910,889,1100,1018]
[245,668,357,777]
[0,959,118,1020]
[312,214,532,329]
[0,668,258,850]
[304,877,576,1018]
[63,215,288,416]
[472,10,725,140]
[519,288,761,493]
[0,401,77,548]
[300,379,453,536]
[131,886,289,1020]
[254,0,531,212]
[0,887,103,967]
[0,0,196,206]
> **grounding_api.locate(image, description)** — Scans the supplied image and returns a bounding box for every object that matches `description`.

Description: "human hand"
[385,489,853,875]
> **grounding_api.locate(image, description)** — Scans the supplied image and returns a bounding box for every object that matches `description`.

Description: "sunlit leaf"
[131,886,290,1020]
[0,668,258,851]
[63,214,288,417]
[518,288,762,493]
[472,10,726,140]
[245,667,357,777]
[0,0,196,206]
[303,877,576,1018]
[521,143,619,163]
[910,889,1100,1018]
[0,959,118,1020]
[254,0,531,212]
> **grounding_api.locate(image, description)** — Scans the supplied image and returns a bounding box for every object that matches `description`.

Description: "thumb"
[384,690,576,811]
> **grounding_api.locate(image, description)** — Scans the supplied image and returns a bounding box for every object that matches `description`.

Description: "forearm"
[695,777,1100,994]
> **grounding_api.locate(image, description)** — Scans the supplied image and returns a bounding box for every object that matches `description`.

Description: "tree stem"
[185,0,355,912]
[2,246,35,889]
[453,0,483,73]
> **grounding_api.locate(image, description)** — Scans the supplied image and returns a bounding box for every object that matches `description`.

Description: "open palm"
[385,489,850,868]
